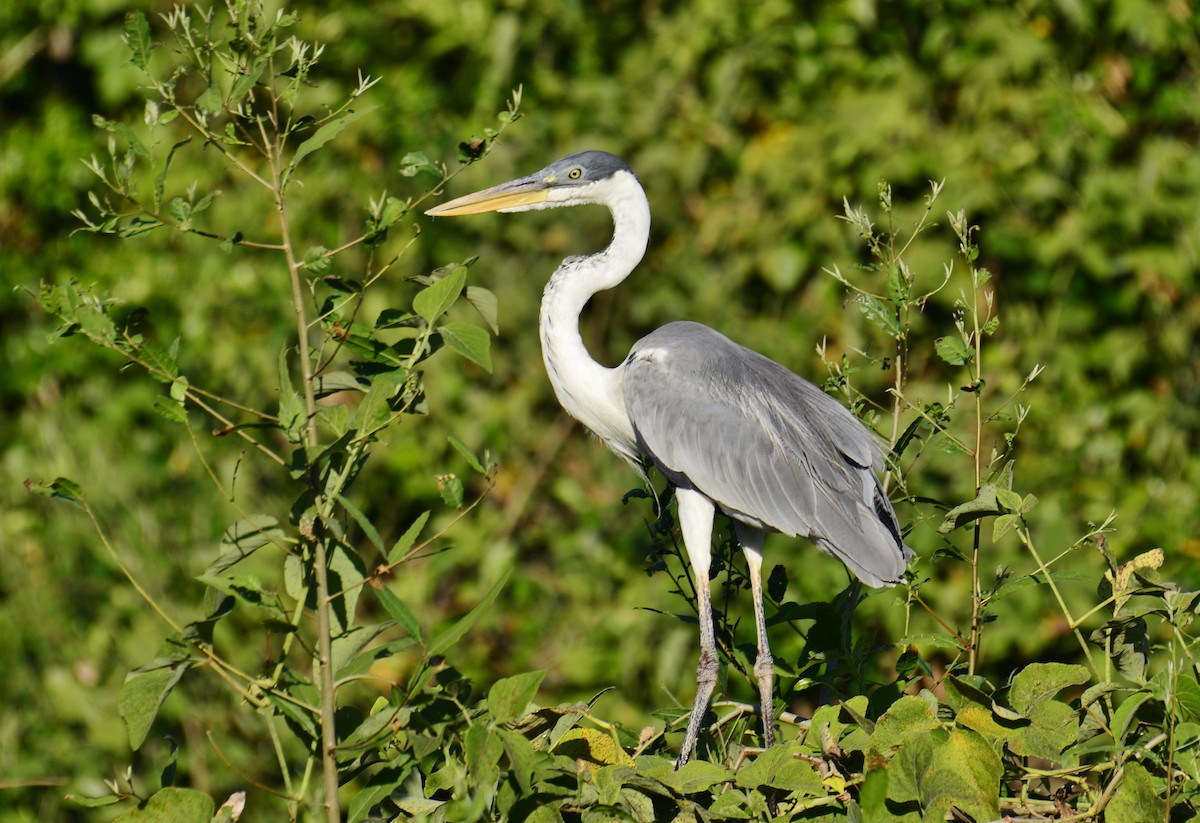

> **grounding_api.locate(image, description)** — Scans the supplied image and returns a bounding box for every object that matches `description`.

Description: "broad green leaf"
[278,348,304,443]
[992,512,1020,541]
[1009,662,1090,717]
[228,58,267,106]
[210,515,285,577]
[853,292,901,337]
[553,727,634,766]
[353,369,406,433]
[332,623,390,677]
[886,264,910,303]
[995,487,1024,511]
[870,694,940,753]
[466,285,499,333]
[654,759,732,794]
[139,340,179,383]
[290,106,379,176]
[25,476,85,508]
[414,266,466,324]
[888,728,999,821]
[328,542,367,636]
[735,740,823,794]
[314,371,364,398]
[925,728,1001,822]
[399,151,439,178]
[376,586,423,643]
[934,335,973,366]
[123,11,152,72]
[1006,699,1079,762]
[118,658,191,750]
[347,765,410,823]
[152,395,186,424]
[112,788,213,823]
[937,484,1001,534]
[428,568,512,657]
[195,84,223,114]
[303,245,332,274]
[1105,762,1165,823]
[488,670,546,724]
[440,322,493,372]
[388,510,430,564]
[858,767,890,822]
[439,473,464,508]
[465,722,504,786]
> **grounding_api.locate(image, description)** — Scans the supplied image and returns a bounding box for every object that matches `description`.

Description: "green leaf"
[25,476,85,507]
[228,58,267,106]
[853,293,901,337]
[303,245,332,274]
[196,84,223,114]
[995,487,1023,511]
[937,484,1001,534]
[388,511,430,564]
[1105,761,1165,823]
[414,266,467,324]
[118,658,191,750]
[348,765,410,823]
[93,115,149,158]
[1009,663,1091,717]
[488,670,546,724]
[112,788,213,823]
[888,728,1000,822]
[428,568,512,657]
[328,542,367,637]
[154,139,191,209]
[399,151,440,178]
[992,512,1020,541]
[734,740,824,794]
[885,264,910,303]
[376,586,423,644]
[123,11,152,72]
[870,694,940,753]
[334,492,385,555]
[438,473,464,508]
[657,760,733,794]
[466,285,499,333]
[448,435,486,473]
[439,322,493,372]
[65,794,123,808]
[152,395,186,423]
[935,335,974,366]
[278,348,305,443]
[289,106,380,176]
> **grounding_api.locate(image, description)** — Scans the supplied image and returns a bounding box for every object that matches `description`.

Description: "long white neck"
[539,171,650,463]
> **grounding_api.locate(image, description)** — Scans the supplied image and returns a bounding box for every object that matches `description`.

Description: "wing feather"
[623,321,911,586]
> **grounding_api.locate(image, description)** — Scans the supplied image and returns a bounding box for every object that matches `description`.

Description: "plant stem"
[273,157,340,822]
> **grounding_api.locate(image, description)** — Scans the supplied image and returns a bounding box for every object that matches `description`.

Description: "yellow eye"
[568,168,582,179]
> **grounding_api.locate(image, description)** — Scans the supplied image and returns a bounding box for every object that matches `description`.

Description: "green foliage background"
[2,0,1198,818]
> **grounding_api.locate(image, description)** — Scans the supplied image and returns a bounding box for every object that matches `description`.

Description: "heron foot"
[754,649,775,751]
[675,646,719,768]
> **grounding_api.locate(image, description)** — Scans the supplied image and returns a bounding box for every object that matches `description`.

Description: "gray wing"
[622,321,911,587]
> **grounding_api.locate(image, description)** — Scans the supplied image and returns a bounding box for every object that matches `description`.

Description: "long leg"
[736,524,775,752]
[675,487,717,768]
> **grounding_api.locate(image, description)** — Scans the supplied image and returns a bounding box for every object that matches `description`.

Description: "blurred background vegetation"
[2,0,1197,818]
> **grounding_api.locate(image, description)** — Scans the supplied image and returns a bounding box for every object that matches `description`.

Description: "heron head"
[425,150,634,216]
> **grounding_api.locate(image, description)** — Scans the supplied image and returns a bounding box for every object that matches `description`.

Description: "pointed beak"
[425,174,552,217]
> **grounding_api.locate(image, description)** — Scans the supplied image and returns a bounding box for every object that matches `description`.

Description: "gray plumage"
[624,321,909,587]
[426,150,912,768]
